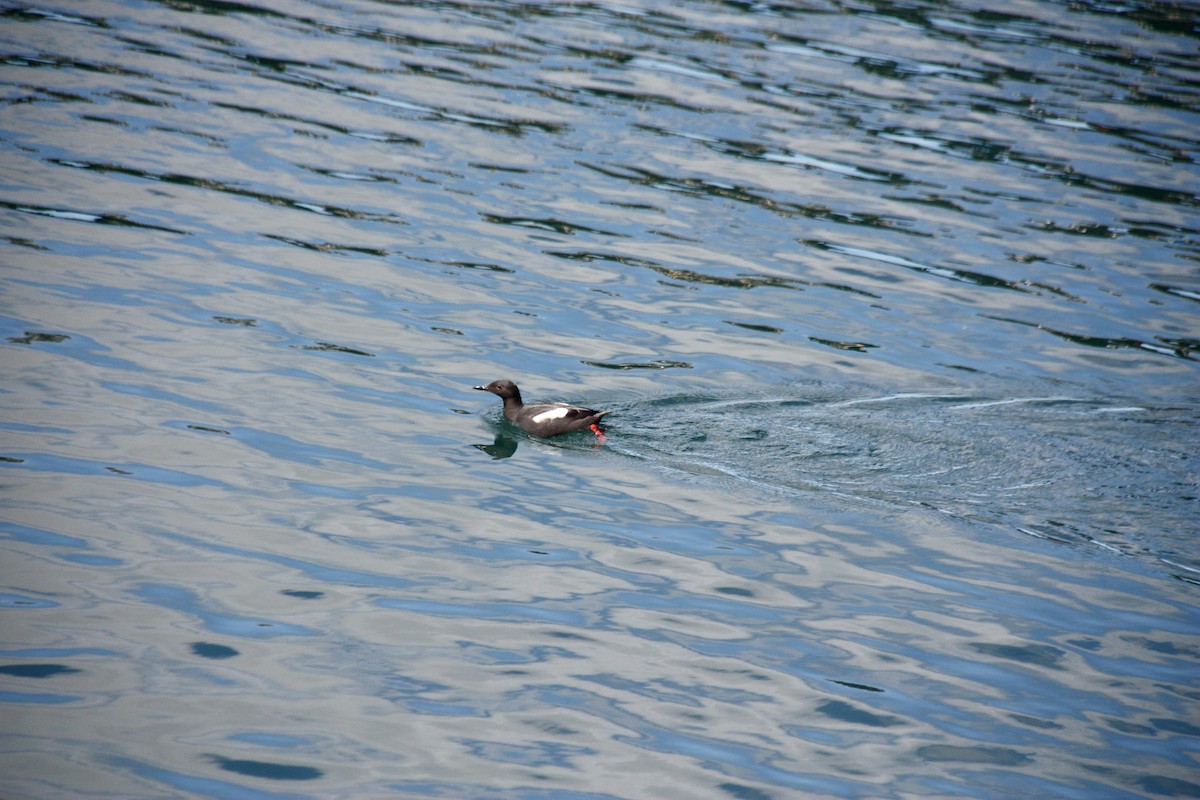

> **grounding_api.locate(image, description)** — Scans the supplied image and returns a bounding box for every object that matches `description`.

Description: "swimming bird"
[474,379,609,439]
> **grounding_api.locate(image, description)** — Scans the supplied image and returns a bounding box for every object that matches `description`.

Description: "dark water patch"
[180,423,231,435]
[6,331,70,345]
[190,643,238,660]
[986,315,1196,360]
[212,100,423,146]
[546,249,660,268]
[1009,713,1063,731]
[439,259,514,273]
[0,663,82,678]
[103,90,172,109]
[829,680,885,694]
[0,235,50,250]
[648,265,806,291]
[1,52,145,77]
[262,234,390,258]
[583,359,692,370]
[718,783,772,800]
[726,321,783,334]
[1150,718,1200,737]
[207,755,322,781]
[808,337,877,352]
[1136,775,1200,797]
[0,201,187,234]
[290,341,376,357]
[1151,284,1200,303]
[280,590,324,600]
[3,7,108,26]
[483,214,624,237]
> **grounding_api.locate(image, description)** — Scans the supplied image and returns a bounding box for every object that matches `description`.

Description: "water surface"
[1,0,1197,798]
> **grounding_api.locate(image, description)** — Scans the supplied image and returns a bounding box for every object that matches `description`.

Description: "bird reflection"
[473,432,519,459]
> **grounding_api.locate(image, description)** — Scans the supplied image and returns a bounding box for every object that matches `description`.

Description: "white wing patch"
[531,405,572,423]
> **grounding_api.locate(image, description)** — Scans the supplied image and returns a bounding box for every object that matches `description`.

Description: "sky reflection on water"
[1,0,1198,797]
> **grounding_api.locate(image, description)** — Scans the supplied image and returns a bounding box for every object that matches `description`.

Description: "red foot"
[590,424,607,442]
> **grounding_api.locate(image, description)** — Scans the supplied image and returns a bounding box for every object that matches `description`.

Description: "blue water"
[1,0,1198,797]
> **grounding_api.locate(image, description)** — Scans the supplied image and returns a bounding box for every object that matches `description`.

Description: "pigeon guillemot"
[474,379,609,440]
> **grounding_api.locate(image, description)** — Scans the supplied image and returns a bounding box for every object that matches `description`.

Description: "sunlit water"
[1,0,1197,798]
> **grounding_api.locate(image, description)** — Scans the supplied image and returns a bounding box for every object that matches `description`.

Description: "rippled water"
[2,0,1198,797]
